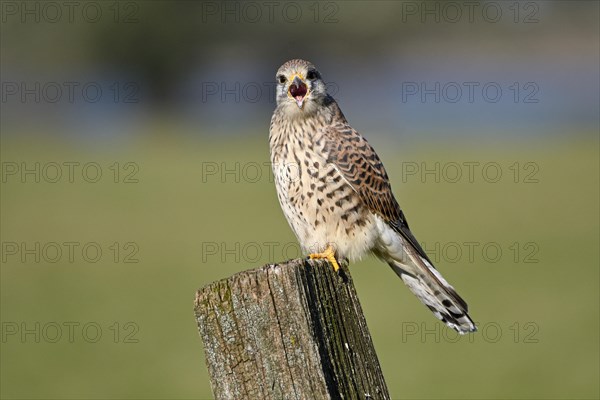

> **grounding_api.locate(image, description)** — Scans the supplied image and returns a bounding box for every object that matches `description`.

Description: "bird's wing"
[323,122,434,265]
[324,122,473,320]
[322,108,474,332]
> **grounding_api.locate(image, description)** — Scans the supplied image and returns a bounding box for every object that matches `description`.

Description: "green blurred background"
[1,1,598,399]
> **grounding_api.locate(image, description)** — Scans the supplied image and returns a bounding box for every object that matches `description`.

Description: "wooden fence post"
[194,258,390,400]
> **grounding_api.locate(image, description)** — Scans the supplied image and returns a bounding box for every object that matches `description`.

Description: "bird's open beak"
[288,75,308,108]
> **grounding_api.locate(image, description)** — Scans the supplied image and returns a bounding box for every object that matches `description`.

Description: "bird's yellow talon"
[309,246,340,272]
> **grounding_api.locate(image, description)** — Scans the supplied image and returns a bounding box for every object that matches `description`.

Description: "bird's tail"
[387,251,476,334]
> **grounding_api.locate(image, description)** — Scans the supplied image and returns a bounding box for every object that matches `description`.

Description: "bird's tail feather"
[388,253,476,334]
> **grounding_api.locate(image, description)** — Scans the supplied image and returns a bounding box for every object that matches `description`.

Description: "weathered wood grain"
[194,258,389,400]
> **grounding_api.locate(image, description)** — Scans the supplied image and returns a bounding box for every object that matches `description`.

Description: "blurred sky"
[1,0,598,139]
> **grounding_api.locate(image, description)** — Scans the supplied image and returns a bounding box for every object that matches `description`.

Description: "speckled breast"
[269,123,377,260]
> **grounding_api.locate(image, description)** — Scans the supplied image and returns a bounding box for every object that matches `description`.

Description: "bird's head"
[275,59,328,117]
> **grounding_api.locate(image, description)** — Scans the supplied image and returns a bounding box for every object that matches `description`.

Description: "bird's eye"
[306,70,318,80]
[277,75,286,84]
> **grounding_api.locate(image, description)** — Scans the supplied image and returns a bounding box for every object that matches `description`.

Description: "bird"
[269,59,476,334]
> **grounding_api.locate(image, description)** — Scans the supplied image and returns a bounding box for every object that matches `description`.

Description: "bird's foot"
[308,245,340,272]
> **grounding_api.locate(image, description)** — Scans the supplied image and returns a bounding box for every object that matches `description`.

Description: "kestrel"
[269,59,476,334]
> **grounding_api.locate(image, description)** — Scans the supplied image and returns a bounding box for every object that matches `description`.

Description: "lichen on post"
[194,258,390,400]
